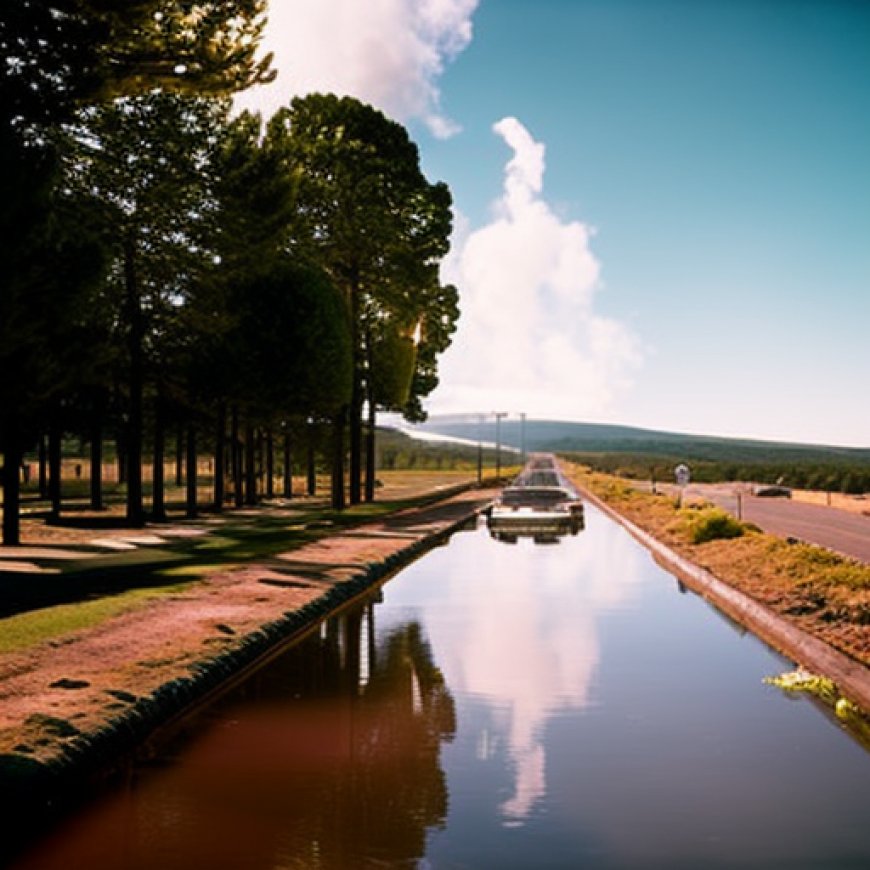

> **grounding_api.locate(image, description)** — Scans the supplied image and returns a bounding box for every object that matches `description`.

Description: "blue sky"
[238,0,870,447]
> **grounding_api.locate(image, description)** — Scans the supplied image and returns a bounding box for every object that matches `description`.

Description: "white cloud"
[235,0,478,136]
[432,117,643,419]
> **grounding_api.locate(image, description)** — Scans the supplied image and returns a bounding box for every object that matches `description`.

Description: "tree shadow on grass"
[43,514,138,529]
[1,487,477,620]
[0,555,191,619]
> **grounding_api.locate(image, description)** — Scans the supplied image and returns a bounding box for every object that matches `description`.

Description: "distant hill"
[407,417,870,467]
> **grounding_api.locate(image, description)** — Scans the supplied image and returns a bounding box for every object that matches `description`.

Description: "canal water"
[10,505,870,869]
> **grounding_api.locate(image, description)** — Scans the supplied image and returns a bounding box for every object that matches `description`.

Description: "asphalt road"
[691,486,870,564]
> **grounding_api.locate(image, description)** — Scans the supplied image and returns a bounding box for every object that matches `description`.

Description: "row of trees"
[568,453,870,494]
[1,3,459,544]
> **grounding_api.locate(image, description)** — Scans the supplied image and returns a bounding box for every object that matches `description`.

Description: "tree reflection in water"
[187,607,457,869]
[10,603,456,870]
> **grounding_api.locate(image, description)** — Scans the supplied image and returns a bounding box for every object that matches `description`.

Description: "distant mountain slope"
[409,417,870,466]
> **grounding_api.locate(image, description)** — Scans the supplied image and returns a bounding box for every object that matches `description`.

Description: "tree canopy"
[1,1,273,133]
[271,94,457,502]
[1,13,459,538]
[226,257,353,420]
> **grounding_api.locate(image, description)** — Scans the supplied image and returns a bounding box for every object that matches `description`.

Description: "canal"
[10,505,870,868]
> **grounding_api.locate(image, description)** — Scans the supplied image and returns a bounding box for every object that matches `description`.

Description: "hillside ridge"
[408,417,870,465]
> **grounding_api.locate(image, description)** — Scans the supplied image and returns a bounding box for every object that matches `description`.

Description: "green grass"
[158,563,238,579]
[0,583,192,654]
[680,506,746,544]
[0,474,478,655]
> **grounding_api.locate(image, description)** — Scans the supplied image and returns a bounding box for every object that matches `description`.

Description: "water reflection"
[390,512,645,827]
[11,609,455,870]
[11,506,870,869]
[486,512,584,545]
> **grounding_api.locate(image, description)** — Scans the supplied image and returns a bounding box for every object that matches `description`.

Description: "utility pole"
[477,413,484,485]
[520,412,526,464]
[494,412,507,481]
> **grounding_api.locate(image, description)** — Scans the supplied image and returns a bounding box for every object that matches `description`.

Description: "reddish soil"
[0,488,495,765]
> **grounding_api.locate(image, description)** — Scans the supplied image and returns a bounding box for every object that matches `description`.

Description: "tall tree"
[0,138,104,543]
[1,0,272,542]
[201,109,299,507]
[223,256,353,509]
[360,279,460,499]
[271,94,453,505]
[62,91,230,523]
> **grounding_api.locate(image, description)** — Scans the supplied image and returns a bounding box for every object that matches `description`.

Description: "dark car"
[754,485,792,498]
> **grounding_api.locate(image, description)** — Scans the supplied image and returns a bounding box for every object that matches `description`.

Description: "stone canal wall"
[579,486,870,714]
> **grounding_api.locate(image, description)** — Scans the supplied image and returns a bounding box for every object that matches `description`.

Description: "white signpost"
[674,464,690,487]
[674,464,690,505]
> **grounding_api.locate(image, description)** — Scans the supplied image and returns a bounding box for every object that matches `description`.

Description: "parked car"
[754,485,792,498]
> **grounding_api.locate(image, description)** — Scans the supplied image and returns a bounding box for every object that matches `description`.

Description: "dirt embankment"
[566,465,870,716]
[0,485,495,805]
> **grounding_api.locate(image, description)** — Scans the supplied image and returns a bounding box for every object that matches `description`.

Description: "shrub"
[768,539,870,589]
[682,507,745,544]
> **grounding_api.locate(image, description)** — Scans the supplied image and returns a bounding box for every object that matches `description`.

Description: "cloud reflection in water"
[396,513,647,824]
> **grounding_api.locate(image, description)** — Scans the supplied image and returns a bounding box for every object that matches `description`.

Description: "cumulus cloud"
[235,0,478,136]
[432,117,643,419]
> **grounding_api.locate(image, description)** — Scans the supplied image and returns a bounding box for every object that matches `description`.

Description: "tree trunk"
[89,410,103,510]
[175,425,184,487]
[124,235,145,526]
[349,370,362,505]
[48,416,62,520]
[255,428,264,498]
[231,405,243,508]
[244,421,257,506]
[117,432,127,485]
[38,434,48,498]
[186,424,197,518]
[307,422,316,496]
[152,396,166,521]
[349,274,362,505]
[331,408,346,510]
[283,430,292,499]
[265,428,274,498]
[214,401,225,511]
[364,378,377,503]
[1,417,22,545]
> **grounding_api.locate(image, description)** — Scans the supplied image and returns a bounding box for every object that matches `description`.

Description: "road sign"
[674,464,690,486]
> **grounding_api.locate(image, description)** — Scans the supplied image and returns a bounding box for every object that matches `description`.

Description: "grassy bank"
[564,463,870,669]
[0,584,193,654]
[0,470,490,655]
